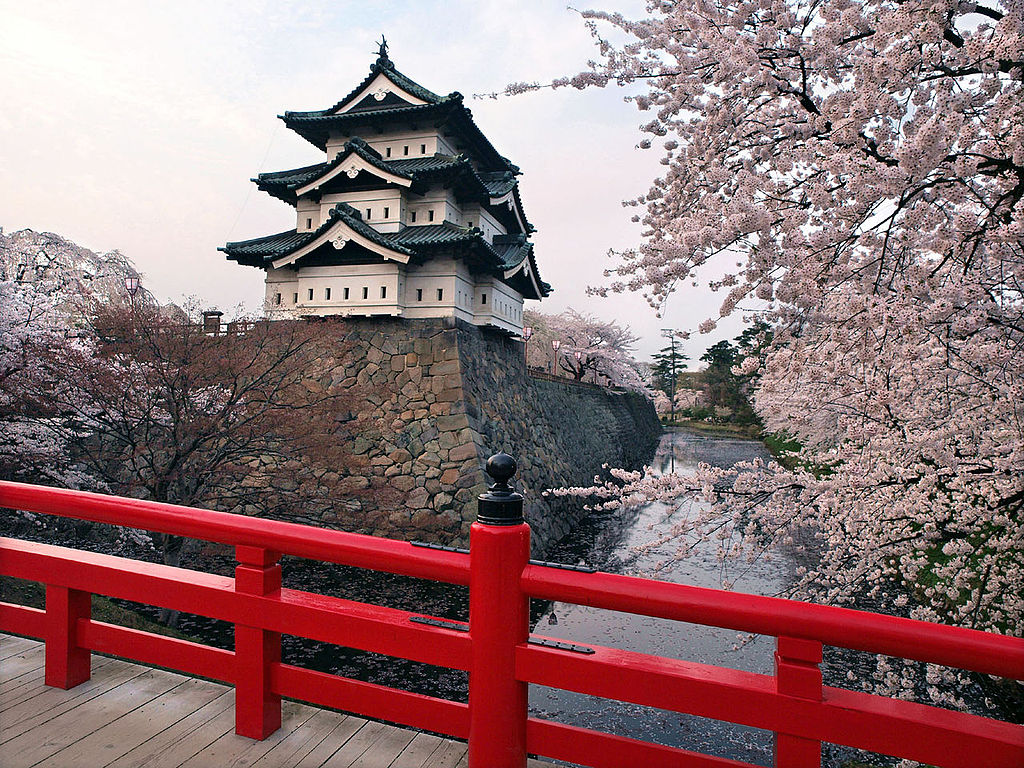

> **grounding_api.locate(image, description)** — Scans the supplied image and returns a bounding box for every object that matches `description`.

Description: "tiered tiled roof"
[224,46,549,302]
[221,205,550,299]
[255,139,533,232]
[280,51,517,174]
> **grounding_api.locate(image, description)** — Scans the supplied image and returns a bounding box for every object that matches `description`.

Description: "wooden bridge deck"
[0,634,556,768]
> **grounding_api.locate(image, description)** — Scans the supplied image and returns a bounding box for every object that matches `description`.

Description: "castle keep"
[218,42,658,551]
[221,42,549,335]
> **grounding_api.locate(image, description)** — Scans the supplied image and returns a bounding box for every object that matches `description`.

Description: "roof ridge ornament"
[374,36,392,69]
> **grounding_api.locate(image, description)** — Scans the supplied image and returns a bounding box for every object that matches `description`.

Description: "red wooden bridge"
[0,455,1021,768]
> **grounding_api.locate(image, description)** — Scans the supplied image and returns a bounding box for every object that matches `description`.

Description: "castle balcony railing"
[0,457,1021,768]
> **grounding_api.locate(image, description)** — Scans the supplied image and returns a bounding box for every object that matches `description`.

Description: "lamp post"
[550,339,561,375]
[522,326,533,368]
[574,349,584,381]
[125,276,140,335]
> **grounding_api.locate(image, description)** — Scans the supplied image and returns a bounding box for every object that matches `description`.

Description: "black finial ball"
[478,452,523,525]
[485,452,517,484]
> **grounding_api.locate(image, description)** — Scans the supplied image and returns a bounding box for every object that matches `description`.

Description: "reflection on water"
[532,428,783,766]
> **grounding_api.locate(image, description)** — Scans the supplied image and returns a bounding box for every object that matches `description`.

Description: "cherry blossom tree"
[0,280,91,486]
[535,0,1022,656]
[524,308,648,391]
[42,306,367,560]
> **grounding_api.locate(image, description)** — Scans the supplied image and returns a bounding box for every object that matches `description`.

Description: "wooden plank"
[105,689,235,768]
[177,699,318,768]
[419,738,467,768]
[0,654,117,712]
[0,657,145,735]
[314,720,390,767]
[0,643,44,677]
[347,724,416,767]
[0,633,39,660]
[0,645,45,691]
[285,713,370,768]
[1,667,185,767]
[391,733,448,768]
[250,708,362,768]
[30,675,228,768]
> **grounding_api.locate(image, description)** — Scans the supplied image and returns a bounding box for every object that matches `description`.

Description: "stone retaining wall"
[301,317,661,554]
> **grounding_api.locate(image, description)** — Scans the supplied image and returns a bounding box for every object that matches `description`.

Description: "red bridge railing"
[0,455,1021,768]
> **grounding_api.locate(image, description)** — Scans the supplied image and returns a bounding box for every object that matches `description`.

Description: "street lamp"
[574,349,584,381]
[124,276,141,335]
[522,326,533,368]
[550,339,561,375]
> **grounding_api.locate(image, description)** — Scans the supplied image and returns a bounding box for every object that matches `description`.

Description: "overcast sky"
[0,0,747,363]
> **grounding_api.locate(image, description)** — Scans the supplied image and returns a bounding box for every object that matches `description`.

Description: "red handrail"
[1,479,1022,768]
[521,564,1024,679]
[0,481,469,584]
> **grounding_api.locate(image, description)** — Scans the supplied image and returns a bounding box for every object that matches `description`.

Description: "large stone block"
[448,442,479,462]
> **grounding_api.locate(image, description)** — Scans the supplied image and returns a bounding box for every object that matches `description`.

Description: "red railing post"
[44,584,91,688]
[234,545,282,739]
[468,453,531,768]
[774,636,823,767]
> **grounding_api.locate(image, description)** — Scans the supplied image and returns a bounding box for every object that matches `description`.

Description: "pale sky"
[0,0,746,363]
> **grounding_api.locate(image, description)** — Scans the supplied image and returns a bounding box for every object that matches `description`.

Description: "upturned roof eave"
[281,98,517,174]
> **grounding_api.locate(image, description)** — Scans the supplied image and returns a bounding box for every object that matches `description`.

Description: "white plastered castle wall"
[318,189,404,233]
[265,262,403,318]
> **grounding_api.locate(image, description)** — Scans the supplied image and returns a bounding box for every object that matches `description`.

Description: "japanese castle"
[221,41,550,334]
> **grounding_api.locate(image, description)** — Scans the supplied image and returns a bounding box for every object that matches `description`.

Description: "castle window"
[362,287,368,300]
[381,286,387,299]
[410,211,417,223]
[416,288,423,301]
[437,288,443,301]
[482,293,487,305]
[307,288,314,301]
[292,293,298,304]
[325,287,331,300]
[467,220,473,228]
[383,206,390,218]
[274,293,282,305]
[306,218,312,229]
[344,287,350,300]
[428,210,435,222]
[385,146,392,157]
[420,144,426,154]
[403,145,409,156]
[365,209,371,219]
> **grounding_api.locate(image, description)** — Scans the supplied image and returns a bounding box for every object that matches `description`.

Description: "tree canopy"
[539,0,1023,667]
[524,308,648,391]
[649,342,688,397]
